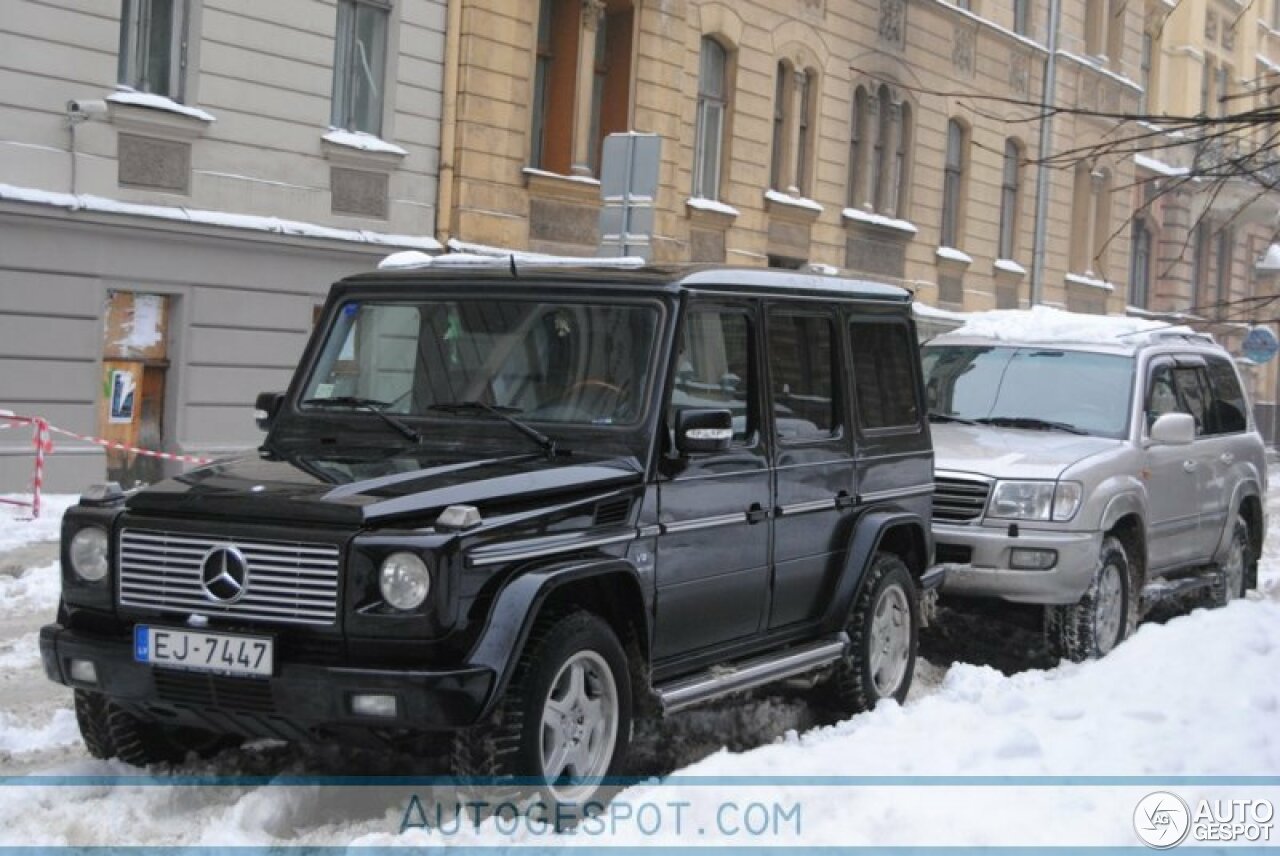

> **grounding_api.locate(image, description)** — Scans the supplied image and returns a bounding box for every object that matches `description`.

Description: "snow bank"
[949,304,1199,344]
[0,495,76,553]
[0,709,80,755]
[0,562,62,616]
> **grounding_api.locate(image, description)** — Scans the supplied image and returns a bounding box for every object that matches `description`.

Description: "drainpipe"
[1029,0,1062,305]
[435,0,463,248]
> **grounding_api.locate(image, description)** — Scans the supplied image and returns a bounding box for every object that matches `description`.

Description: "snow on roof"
[0,183,441,251]
[378,239,645,271]
[943,304,1201,344]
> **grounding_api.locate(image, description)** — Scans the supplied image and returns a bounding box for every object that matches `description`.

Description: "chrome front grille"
[118,529,340,626]
[932,475,992,522]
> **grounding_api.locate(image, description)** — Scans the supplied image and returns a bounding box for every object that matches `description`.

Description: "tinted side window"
[671,309,754,442]
[1172,367,1210,436]
[768,311,837,441]
[1205,357,1248,435]
[850,320,921,430]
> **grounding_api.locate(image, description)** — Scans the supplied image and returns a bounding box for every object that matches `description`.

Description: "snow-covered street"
[0,489,1277,847]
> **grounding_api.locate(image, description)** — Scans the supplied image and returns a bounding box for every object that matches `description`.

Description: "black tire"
[1046,536,1132,662]
[1210,514,1251,606]
[452,610,632,813]
[107,704,237,767]
[73,690,116,760]
[828,553,919,714]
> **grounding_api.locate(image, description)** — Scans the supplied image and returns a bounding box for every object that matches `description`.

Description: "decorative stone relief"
[1009,50,1031,96]
[330,167,388,219]
[1223,22,1235,50]
[800,0,825,18]
[953,25,976,78]
[879,0,907,50]
[1205,11,1217,41]
[117,134,190,193]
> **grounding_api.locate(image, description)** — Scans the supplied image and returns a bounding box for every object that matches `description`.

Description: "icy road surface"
[0,490,1277,846]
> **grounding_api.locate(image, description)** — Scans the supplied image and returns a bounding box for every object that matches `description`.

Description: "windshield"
[921,345,1134,438]
[301,299,662,426]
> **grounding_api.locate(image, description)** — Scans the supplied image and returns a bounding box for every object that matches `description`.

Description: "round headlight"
[69,527,110,582]
[379,552,430,610]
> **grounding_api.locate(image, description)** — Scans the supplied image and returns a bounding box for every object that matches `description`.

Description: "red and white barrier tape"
[1,415,213,518]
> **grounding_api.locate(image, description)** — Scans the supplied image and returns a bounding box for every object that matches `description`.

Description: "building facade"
[439,0,1144,317]
[0,0,446,490]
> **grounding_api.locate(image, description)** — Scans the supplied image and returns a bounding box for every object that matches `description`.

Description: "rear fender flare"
[819,510,929,635]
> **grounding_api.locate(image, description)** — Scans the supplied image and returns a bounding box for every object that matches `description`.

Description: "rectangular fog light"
[350,693,398,718]
[68,658,98,685]
[1010,548,1058,570]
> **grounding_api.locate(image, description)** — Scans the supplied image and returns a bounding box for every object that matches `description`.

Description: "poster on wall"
[109,368,137,424]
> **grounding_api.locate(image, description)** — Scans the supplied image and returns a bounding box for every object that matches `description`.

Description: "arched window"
[770,62,789,190]
[693,37,729,200]
[997,139,1022,259]
[847,86,868,207]
[940,119,968,247]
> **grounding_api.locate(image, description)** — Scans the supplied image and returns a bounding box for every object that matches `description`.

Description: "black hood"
[126,448,645,527]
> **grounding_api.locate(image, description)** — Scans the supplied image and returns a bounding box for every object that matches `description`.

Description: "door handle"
[835,491,856,510]
[1182,460,1197,473]
[1220,452,1235,465]
[745,503,770,524]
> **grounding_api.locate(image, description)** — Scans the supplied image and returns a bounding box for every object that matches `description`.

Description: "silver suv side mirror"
[1149,412,1195,445]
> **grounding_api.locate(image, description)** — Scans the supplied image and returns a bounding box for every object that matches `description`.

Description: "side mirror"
[674,408,733,455]
[1150,412,1195,445]
[254,391,284,432]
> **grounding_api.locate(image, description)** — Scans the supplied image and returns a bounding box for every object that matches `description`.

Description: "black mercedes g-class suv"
[42,262,938,805]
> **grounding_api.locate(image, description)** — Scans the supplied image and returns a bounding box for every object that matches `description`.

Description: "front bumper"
[40,623,494,742]
[933,522,1103,605]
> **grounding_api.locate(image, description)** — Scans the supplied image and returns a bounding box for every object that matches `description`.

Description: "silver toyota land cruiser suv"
[922,326,1266,661]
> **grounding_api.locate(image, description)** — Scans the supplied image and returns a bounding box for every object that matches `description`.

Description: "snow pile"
[0,709,80,755]
[0,631,41,670]
[0,563,62,615]
[0,495,76,553]
[949,304,1200,344]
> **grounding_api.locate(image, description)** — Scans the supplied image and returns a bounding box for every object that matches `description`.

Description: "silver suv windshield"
[922,345,1135,439]
[302,299,661,427]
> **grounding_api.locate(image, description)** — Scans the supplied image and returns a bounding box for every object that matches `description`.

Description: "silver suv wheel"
[540,650,619,803]
[869,584,912,697]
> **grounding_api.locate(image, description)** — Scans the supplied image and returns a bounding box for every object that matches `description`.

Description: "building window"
[693,37,729,200]
[1201,60,1212,114]
[1216,65,1230,117]
[998,139,1021,259]
[1192,222,1211,309]
[1215,227,1234,316]
[1013,0,1031,36]
[1085,0,1105,55]
[771,63,788,190]
[1105,0,1125,64]
[530,0,633,176]
[796,71,813,193]
[1130,219,1152,308]
[1139,31,1153,113]
[1274,0,1280,30]
[118,0,188,99]
[848,84,912,218]
[1092,168,1111,277]
[332,0,390,135]
[940,119,967,248]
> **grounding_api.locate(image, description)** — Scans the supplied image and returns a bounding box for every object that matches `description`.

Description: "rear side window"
[1205,357,1248,435]
[850,320,921,431]
[767,311,837,441]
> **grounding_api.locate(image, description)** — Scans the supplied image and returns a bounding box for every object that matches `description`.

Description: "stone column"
[571,0,606,177]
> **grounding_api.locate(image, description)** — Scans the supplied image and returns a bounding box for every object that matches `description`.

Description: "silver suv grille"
[118,529,340,626]
[933,475,992,522]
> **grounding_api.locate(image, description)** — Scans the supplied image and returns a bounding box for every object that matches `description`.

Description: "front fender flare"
[466,557,646,720]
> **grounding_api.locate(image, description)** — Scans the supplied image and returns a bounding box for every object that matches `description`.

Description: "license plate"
[134,626,273,677]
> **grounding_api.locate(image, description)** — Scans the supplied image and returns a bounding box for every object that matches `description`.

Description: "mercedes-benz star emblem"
[200,546,250,604]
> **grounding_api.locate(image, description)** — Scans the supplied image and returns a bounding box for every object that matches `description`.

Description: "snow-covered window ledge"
[1064,272,1116,292]
[322,128,407,171]
[764,189,823,222]
[993,258,1027,280]
[106,89,215,141]
[842,207,919,238]
[522,167,602,205]
[936,246,973,271]
[686,196,739,227]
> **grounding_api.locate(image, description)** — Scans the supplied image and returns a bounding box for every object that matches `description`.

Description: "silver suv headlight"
[379,552,431,610]
[69,527,110,582]
[988,480,1082,522]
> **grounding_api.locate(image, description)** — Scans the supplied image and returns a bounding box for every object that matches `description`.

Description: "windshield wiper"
[974,416,1087,435]
[301,396,422,444]
[928,410,978,425]
[429,400,560,457]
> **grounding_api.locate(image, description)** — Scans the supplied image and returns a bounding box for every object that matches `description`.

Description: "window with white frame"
[118,0,189,99]
[998,139,1021,259]
[332,0,390,135]
[693,37,729,200]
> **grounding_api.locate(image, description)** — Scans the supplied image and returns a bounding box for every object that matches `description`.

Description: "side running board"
[655,634,849,715]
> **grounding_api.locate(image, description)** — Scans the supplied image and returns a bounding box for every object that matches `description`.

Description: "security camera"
[66,99,108,119]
